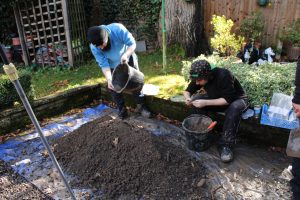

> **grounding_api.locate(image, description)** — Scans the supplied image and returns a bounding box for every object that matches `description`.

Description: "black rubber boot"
[118,107,128,120]
[136,104,152,118]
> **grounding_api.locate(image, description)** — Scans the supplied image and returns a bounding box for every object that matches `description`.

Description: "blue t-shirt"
[90,23,135,69]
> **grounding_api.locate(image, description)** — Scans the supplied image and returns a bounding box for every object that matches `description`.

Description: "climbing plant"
[93,0,161,40]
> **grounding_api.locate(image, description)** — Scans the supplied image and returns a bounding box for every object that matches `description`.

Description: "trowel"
[286,121,300,158]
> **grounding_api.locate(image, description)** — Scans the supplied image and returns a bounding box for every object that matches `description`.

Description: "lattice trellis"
[14,0,87,67]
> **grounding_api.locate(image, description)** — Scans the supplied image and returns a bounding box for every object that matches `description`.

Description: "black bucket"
[182,114,213,152]
[112,63,144,93]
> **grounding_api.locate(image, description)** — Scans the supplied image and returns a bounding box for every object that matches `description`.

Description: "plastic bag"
[268,93,293,120]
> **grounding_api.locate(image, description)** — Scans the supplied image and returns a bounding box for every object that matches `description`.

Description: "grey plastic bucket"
[182,114,213,152]
[112,63,144,93]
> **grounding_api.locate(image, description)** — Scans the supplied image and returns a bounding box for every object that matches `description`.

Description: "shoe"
[118,107,128,120]
[218,146,233,163]
[136,104,152,118]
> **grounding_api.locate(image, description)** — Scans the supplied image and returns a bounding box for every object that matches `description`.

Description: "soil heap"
[54,115,206,199]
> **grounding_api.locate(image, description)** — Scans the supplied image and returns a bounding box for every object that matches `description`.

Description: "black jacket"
[185,68,246,104]
[293,57,300,104]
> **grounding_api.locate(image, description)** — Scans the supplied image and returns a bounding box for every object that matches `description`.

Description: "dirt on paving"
[54,115,206,199]
[0,160,52,200]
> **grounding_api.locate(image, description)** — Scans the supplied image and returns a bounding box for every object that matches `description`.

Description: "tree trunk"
[159,0,209,57]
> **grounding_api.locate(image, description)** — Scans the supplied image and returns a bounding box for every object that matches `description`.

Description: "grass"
[30,44,189,99]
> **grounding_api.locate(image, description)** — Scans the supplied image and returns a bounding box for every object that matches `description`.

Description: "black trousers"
[110,54,145,111]
[193,98,248,146]
[291,157,300,199]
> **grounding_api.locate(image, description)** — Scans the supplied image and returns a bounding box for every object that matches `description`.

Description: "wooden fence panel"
[204,0,300,47]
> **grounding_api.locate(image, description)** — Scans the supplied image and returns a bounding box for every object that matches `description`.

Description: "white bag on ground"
[268,93,293,120]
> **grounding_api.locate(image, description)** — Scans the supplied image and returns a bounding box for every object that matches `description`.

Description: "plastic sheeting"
[0,103,293,199]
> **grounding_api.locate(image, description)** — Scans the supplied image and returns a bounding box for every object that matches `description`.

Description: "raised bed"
[0,84,100,135]
[1,84,289,147]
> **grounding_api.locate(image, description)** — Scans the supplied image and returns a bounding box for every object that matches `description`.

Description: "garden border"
[0,84,289,147]
[0,84,101,135]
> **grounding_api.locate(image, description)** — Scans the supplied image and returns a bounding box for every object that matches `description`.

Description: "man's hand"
[121,53,129,64]
[192,99,208,108]
[293,102,300,118]
[185,97,192,106]
[107,79,114,91]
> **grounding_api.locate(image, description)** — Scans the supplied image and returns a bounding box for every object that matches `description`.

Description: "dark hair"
[87,26,108,46]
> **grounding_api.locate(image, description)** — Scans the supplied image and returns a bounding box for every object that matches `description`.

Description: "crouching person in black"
[183,60,248,163]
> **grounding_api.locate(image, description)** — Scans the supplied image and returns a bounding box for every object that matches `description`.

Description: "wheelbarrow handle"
[0,44,9,65]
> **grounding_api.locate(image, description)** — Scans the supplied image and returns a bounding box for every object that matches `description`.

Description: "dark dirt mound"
[54,115,206,199]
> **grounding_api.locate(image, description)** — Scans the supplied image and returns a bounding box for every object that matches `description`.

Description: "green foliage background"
[210,15,244,56]
[0,70,35,110]
[94,0,161,40]
[240,11,264,41]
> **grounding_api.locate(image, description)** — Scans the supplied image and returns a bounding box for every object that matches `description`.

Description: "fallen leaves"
[112,137,119,147]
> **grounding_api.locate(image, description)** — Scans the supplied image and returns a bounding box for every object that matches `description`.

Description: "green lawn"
[32,45,188,99]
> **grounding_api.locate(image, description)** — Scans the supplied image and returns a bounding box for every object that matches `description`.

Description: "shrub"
[280,18,300,47]
[240,11,264,41]
[181,54,296,106]
[210,15,244,56]
[0,70,35,110]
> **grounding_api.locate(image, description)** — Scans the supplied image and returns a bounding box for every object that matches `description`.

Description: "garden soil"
[0,160,52,200]
[54,115,206,199]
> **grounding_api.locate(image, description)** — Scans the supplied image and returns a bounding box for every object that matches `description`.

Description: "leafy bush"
[280,18,300,47]
[240,11,264,41]
[181,54,296,106]
[210,15,244,56]
[0,70,35,110]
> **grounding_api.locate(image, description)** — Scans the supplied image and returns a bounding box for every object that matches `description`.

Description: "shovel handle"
[208,121,217,130]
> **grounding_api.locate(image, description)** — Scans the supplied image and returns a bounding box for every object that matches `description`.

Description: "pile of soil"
[0,160,52,200]
[54,116,206,199]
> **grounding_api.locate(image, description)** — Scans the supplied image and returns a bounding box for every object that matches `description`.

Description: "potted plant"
[240,11,264,42]
[280,19,300,61]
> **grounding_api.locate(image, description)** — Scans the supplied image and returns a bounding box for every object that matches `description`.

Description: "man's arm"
[192,98,229,108]
[293,57,300,117]
[102,68,114,90]
[183,91,192,106]
[121,43,136,64]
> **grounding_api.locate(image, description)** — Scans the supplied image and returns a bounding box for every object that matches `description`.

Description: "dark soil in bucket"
[54,115,206,199]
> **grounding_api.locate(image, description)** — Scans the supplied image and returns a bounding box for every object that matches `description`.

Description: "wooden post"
[62,0,74,67]
[13,6,30,66]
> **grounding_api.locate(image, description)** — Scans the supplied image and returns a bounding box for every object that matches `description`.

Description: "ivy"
[95,0,161,40]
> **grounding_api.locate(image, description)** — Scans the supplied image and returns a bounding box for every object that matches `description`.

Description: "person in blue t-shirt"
[87,23,151,119]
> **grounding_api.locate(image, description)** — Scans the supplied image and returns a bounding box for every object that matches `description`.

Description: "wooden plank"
[62,0,74,66]
[24,1,36,61]
[53,0,62,44]
[13,5,30,66]
[31,1,44,67]
[46,0,57,65]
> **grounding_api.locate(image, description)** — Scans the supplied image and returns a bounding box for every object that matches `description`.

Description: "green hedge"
[0,70,35,110]
[182,54,297,106]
